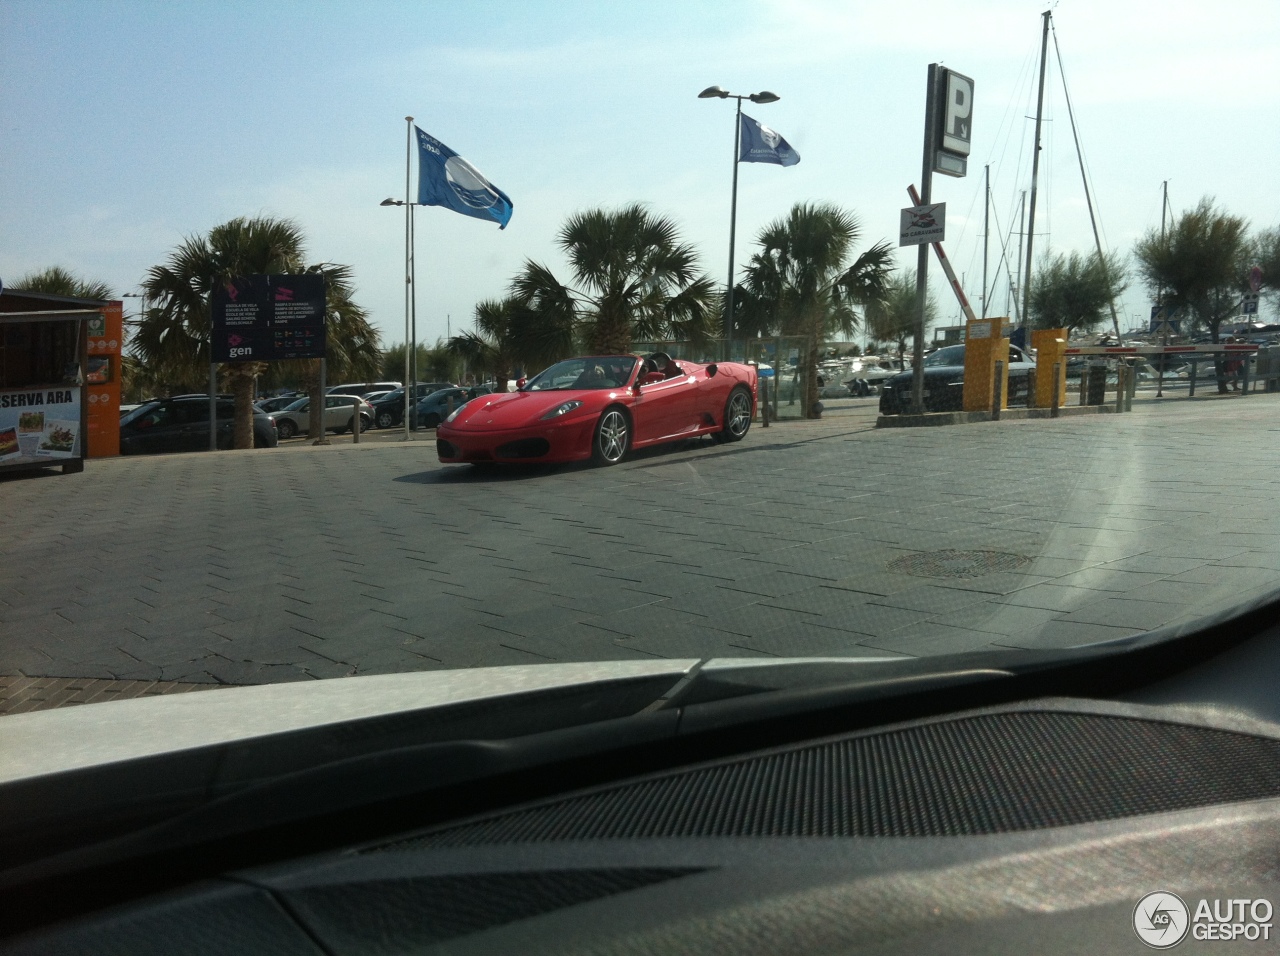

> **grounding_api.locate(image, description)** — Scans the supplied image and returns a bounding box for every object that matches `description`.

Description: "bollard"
[762,374,770,427]
[1079,366,1088,406]
[991,360,1004,421]
[351,397,361,443]
[1188,360,1197,398]
[1051,363,1061,418]
[1115,364,1125,414]
[1125,362,1136,412]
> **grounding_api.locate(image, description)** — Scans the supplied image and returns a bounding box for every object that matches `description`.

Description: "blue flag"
[415,126,513,229]
[738,113,800,167]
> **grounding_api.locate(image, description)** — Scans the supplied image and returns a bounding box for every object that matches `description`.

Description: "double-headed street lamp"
[380,196,421,435]
[698,85,780,358]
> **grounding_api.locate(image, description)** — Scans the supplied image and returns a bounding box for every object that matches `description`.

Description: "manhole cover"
[888,549,1032,579]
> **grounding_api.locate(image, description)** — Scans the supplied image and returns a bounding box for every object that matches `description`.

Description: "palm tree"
[866,274,937,365]
[137,217,379,446]
[511,204,717,356]
[13,266,114,301]
[738,202,894,417]
[447,296,575,389]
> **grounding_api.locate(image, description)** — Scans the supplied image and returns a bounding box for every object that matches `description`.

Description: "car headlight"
[444,403,468,424]
[540,400,583,420]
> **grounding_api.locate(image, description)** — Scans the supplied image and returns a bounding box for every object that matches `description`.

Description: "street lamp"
[380,196,423,434]
[698,86,780,359]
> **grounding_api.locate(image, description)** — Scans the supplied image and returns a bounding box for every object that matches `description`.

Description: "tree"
[512,204,717,356]
[738,202,894,417]
[1028,250,1128,333]
[865,274,937,364]
[1134,198,1252,393]
[137,217,379,445]
[13,266,114,301]
[446,296,574,390]
[1255,226,1280,314]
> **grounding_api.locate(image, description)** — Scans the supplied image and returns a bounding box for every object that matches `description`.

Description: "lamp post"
[380,196,423,434]
[698,85,780,361]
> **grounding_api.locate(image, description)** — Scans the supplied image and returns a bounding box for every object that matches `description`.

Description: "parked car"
[120,396,278,454]
[878,344,1037,414]
[255,394,305,414]
[371,382,455,429]
[325,382,401,397]
[269,395,374,440]
[414,385,494,428]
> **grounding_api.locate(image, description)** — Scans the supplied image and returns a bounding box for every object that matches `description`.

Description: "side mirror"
[516,377,527,390]
[706,364,718,377]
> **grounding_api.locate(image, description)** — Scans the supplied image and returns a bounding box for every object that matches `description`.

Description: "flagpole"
[726,99,741,360]
[403,116,413,441]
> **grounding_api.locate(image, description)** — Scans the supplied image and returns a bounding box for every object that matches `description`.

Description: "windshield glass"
[3,4,1278,771]
[119,401,160,426]
[524,357,638,390]
[923,345,966,367]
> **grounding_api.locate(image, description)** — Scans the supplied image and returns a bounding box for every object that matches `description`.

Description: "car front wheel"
[275,419,296,440]
[592,407,630,465]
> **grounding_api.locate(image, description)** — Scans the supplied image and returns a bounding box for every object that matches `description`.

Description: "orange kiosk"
[0,289,121,475]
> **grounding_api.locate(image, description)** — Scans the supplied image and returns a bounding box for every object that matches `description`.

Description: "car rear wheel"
[592,407,630,465]
[422,412,442,429]
[376,409,396,429]
[712,386,753,443]
[276,419,297,440]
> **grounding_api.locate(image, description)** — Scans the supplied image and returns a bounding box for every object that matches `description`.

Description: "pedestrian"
[1224,340,1244,392]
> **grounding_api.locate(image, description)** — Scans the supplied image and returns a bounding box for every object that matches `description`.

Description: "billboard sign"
[211,274,326,362]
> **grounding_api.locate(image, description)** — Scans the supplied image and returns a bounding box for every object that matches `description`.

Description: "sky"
[3,0,1278,350]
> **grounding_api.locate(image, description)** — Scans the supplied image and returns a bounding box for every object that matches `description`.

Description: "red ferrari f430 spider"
[436,353,757,466]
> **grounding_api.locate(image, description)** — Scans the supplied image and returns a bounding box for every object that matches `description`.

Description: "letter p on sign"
[941,70,974,156]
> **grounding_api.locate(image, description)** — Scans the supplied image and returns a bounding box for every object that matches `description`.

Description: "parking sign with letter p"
[940,70,974,156]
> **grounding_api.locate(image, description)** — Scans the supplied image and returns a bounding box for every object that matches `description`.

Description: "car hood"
[444,388,614,429]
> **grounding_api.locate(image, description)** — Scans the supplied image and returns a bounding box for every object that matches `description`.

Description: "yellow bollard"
[1032,328,1069,409]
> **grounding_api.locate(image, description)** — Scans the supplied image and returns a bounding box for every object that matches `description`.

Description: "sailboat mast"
[1052,22,1120,340]
[982,164,990,318]
[1021,9,1051,330]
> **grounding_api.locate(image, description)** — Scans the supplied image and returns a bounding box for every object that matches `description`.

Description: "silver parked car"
[269,394,374,440]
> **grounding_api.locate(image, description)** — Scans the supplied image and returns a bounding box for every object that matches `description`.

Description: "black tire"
[376,409,396,429]
[359,413,372,432]
[591,407,630,465]
[423,412,442,429]
[712,386,753,443]
[276,419,297,440]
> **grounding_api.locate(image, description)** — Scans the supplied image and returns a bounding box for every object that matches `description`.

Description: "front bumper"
[436,417,597,464]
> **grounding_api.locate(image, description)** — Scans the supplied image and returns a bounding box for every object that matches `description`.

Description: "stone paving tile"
[866,585,994,615]
[1056,598,1187,631]
[726,623,907,659]
[857,621,1010,656]
[1050,567,1171,593]
[995,584,1104,614]
[926,601,1064,636]
[990,620,1147,650]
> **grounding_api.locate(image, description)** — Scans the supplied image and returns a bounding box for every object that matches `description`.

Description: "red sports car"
[436,353,757,465]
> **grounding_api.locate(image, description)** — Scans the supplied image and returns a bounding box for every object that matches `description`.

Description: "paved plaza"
[5,392,1280,714]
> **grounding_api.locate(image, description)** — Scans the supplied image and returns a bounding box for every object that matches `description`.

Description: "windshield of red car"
[523,357,639,390]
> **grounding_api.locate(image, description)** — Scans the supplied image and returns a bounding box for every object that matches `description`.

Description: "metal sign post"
[910,64,972,415]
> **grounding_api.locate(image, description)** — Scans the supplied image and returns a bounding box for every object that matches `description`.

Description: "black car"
[878,343,1036,414]
[371,382,455,429]
[414,385,494,428]
[120,396,278,454]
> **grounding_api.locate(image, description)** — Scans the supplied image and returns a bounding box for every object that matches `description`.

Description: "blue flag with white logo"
[415,127,513,229]
[738,113,800,167]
